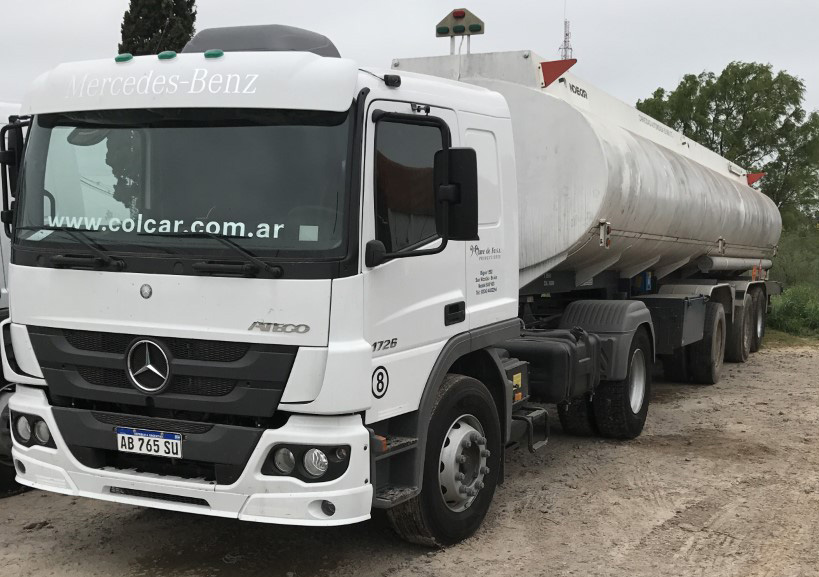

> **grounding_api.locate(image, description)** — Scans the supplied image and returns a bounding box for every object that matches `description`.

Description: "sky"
[0,0,817,113]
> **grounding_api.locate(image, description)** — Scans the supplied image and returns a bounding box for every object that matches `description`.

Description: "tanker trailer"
[394,49,781,435]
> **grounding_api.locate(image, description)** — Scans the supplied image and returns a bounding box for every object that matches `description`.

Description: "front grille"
[77,366,237,397]
[109,486,210,507]
[91,412,214,434]
[63,329,250,362]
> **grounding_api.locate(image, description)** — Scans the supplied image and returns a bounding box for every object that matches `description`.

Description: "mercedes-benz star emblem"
[140,284,153,299]
[127,340,170,393]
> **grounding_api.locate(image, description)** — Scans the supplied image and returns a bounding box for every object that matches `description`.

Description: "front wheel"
[387,374,501,546]
[593,328,652,440]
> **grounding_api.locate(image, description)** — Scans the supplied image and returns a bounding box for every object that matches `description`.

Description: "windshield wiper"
[17,226,125,271]
[143,232,283,278]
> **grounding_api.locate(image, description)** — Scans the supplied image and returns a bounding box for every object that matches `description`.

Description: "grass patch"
[767,284,819,337]
[763,329,819,349]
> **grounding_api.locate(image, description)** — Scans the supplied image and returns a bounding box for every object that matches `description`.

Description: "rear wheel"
[387,374,501,546]
[689,302,726,385]
[557,397,597,436]
[725,294,753,363]
[593,328,651,440]
[750,289,766,353]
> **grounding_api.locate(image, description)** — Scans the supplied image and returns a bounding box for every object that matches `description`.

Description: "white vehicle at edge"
[0,101,20,487]
[1,16,780,544]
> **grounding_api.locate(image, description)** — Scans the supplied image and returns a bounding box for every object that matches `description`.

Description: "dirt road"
[2,344,818,577]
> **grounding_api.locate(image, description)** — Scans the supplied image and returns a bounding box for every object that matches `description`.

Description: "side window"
[374,120,444,253]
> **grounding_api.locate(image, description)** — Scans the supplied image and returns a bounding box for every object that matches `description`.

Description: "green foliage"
[637,62,819,213]
[769,208,819,288]
[119,0,197,56]
[768,284,819,337]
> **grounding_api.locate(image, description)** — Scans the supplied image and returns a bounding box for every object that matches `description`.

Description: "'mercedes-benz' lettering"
[248,322,310,334]
[67,69,260,99]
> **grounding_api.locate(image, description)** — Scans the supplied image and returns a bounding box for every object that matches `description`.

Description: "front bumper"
[10,386,373,526]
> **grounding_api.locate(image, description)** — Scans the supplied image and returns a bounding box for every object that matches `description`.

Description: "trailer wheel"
[725,294,753,363]
[750,289,766,353]
[592,328,651,440]
[557,398,597,436]
[689,302,726,385]
[387,374,501,546]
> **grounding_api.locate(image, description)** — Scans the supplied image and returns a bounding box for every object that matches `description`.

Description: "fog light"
[321,500,336,516]
[34,421,51,445]
[303,448,329,478]
[273,448,296,475]
[335,447,349,461]
[15,416,31,443]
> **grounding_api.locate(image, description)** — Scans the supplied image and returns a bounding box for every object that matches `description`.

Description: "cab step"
[374,484,418,508]
[372,435,418,461]
[510,405,549,452]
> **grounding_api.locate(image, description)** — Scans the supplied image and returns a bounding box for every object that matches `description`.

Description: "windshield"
[16,107,353,262]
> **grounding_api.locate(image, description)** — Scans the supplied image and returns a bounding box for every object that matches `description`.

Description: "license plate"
[116,427,182,458]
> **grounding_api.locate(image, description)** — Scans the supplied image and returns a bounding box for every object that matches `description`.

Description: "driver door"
[361,100,466,423]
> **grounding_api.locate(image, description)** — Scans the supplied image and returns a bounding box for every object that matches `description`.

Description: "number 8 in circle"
[372,366,389,399]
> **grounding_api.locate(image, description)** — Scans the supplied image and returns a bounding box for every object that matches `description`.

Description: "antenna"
[559,19,573,60]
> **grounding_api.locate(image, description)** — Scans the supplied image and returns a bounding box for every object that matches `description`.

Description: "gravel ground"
[1,344,818,577]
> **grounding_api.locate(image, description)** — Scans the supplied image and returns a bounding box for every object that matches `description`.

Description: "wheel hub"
[628,349,646,414]
[438,414,489,512]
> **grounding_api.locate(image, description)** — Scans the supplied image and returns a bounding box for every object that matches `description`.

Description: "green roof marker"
[204,49,225,59]
[114,53,133,63]
[453,25,466,34]
[436,26,450,35]
[469,24,482,33]
[157,51,177,60]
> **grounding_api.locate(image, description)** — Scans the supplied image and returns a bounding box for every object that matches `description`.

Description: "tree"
[119,0,197,56]
[637,62,819,213]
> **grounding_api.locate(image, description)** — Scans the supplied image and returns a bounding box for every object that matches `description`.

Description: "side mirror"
[365,239,388,268]
[434,148,479,242]
[1,117,29,237]
[1,120,26,197]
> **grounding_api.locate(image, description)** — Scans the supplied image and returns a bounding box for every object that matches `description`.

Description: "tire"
[689,302,726,385]
[387,374,502,546]
[557,397,597,436]
[725,294,753,363]
[592,328,651,440]
[750,289,766,353]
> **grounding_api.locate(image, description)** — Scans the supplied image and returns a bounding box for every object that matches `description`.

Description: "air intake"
[182,25,340,58]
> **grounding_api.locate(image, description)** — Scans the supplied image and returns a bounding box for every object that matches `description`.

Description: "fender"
[559,300,655,382]
[398,318,520,503]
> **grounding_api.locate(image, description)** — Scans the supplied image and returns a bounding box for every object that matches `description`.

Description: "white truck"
[1,17,781,545]
[0,101,20,491]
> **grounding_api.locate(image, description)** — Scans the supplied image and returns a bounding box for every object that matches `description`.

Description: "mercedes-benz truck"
[1,18,780,545]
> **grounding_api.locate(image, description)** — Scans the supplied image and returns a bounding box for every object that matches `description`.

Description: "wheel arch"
[394,319,520,503]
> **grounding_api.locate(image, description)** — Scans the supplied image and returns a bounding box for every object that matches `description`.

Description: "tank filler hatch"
[182,24,340,58]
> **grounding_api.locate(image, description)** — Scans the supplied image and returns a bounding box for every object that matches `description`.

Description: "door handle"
[444,301,466,326]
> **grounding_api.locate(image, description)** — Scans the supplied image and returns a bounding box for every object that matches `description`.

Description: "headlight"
[273,447,296,474]
[34,421,51,445]
[303,448,329,478]
[15,415,31,443]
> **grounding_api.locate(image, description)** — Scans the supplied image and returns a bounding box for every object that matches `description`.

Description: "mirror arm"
[0,125,13,238]
[383,201,450,261]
